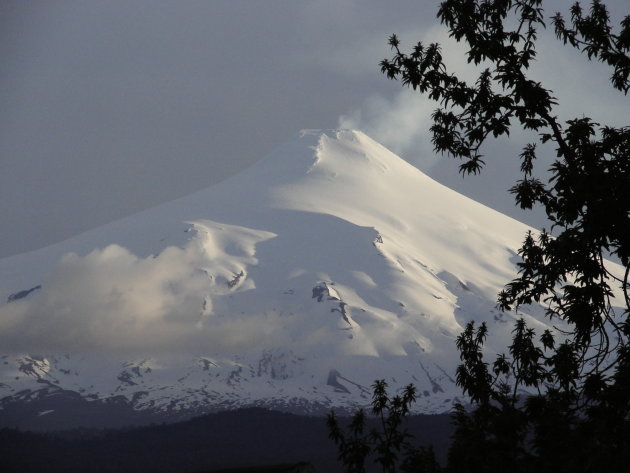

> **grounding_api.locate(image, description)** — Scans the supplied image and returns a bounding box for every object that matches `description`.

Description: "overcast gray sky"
[1,0,628,258]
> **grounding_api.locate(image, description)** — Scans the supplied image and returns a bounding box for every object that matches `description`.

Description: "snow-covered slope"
[0,130,549,424]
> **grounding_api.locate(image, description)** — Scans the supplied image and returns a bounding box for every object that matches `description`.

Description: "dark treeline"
[0,408,453,473]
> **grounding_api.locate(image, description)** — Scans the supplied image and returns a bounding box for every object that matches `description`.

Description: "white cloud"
[335,24,482,171]
[0,224,296,354]
[338,90,438,170]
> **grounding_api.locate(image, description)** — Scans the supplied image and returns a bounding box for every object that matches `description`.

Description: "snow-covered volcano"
[0,130,548,425]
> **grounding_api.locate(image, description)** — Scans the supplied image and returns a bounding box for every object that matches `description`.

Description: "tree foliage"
[331,1,630,471]
[328,380,441,473]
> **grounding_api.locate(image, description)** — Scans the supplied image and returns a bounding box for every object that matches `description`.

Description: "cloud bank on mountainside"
[0,222,291,353]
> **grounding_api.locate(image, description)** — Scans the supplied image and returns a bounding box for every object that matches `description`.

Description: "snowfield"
[0,129,573,422]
